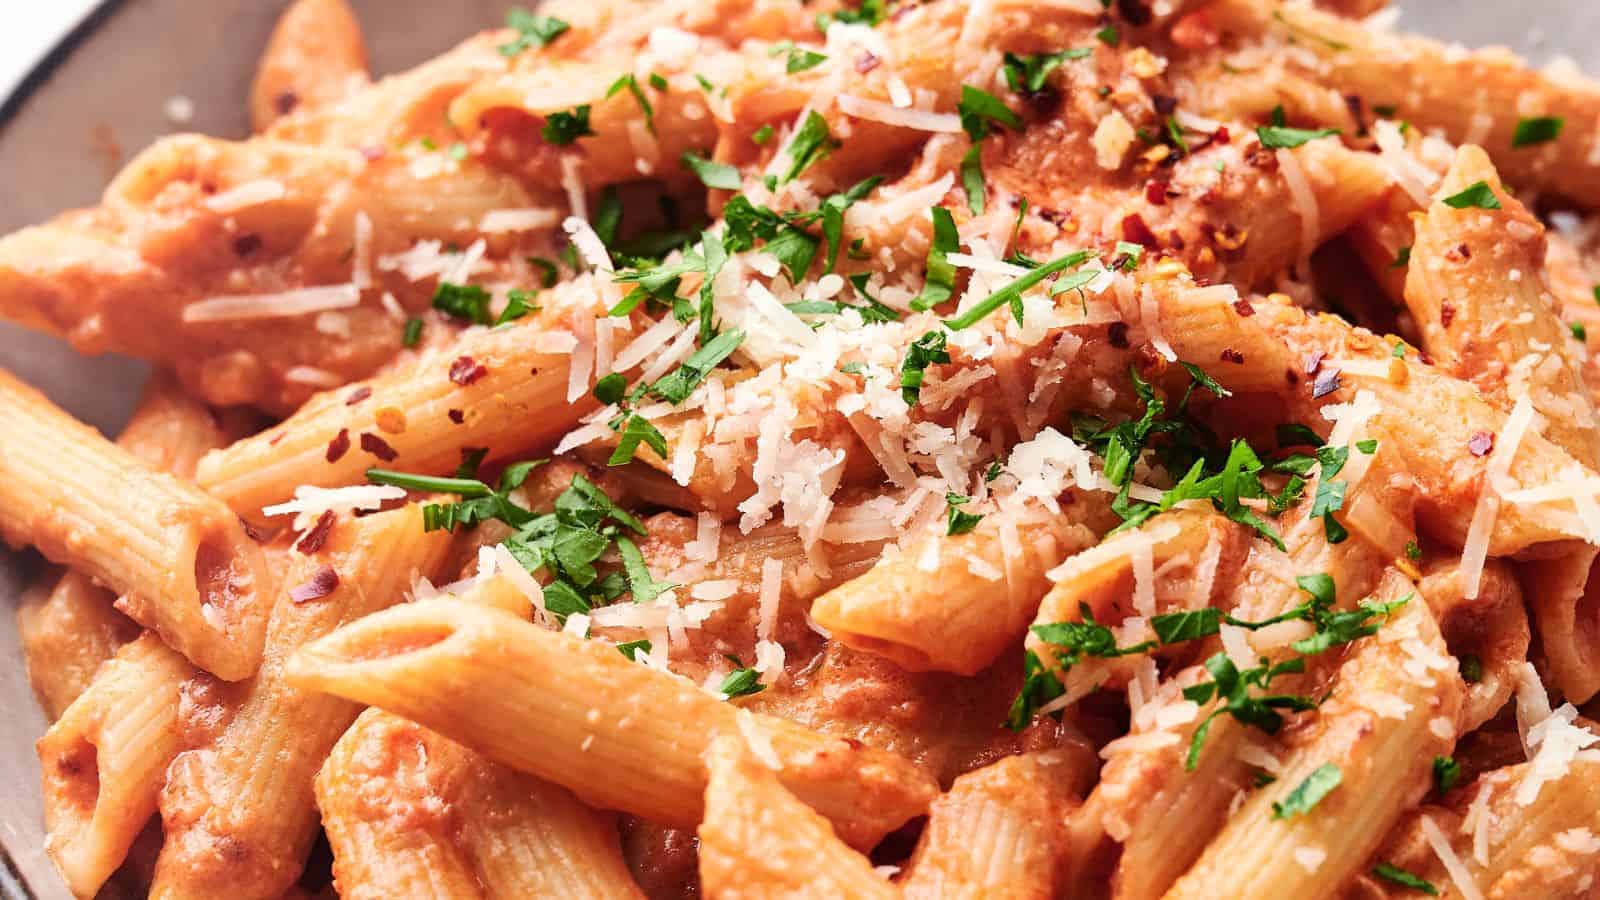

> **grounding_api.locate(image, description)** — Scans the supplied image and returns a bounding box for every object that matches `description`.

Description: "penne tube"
[1208,0,1600,208]
[250,0,370,133]
[901,751,1081,900]
[37,635,195,899]
[20,371,249,718]
[1150,283,1599,556]
[1354,760,1600,899]
[1166,571,1464,900]
[0,368,269,680]
[810,495,1111,675]
[315,710,486,900]
[197,297,602,518]
[1405,147,1600,703]
[150,503,455,900]
[284,599,939,849]
[697,736,897,900]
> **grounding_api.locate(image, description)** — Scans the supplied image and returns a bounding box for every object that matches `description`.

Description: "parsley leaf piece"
[780,111,836,184]
[1391,245,1413,269]
[1180,362,1233,398]
[1442,180,1502,210]
[751,124,774,145]
[495,290,539,326]
[608,414,669,465]
[402,317,423,347]
[616,536,675,603]
[1030,605,1156,666]
[960,145,987,215]
[648,329,745,404]
[680,151,741,190]
[899,330,950,406]
[718,665,766,698]
[697,230,728,345]
[432,281,493,324]
[1432,755,1461,794]
[542,105,595,145]
[912,206,960,311]
[1256,125,1340,149]
[1272,763,1341,819]
[1512,115,1564,148]
[593,372,627,405]
[784,46,828,73]
[1152,608,1222,644]
[765,226,820,284]
[945,492,983,535]
[1001,49,1091,94]
[1372,864,1439,896]
[942,250,1094,330]
[606,74,655,133]
[616,638,652,661]
[366,469,492,497]
[1276,423,1325,447]
[499,9,570,56]
[1007,650,1066,730]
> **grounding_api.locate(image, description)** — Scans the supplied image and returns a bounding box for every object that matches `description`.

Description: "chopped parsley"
[606,74,656,133]
[1001,49,1091,94]
[1391,246,1412,268]
[752,124,774,145]
[608,414,669,465]
[942,249,1094,330]
[771,41,828,73]
[1183,653,1316,768]
[899,330,950,406]
[780,111,837,184]
[1256,124,1340,149]
[718,662,766,698]
[815,0,887,31]
[1372,864,1439,896]
[1432,755,1461,794]
[1512,115,1564,148]
[402,317,423,347]
[680,151,742,190]
[1271,763,1341,819]
[432,281,493,324]
[1442,181,1502,210]
[498,9,570,56]
[495,290,538,326]
[616,639,653,661]
[648,328,746,404]
[1573,321,1589,342]
[911,206,959,311]
[956,85,1023,214]
[945,493,983,535]
[542,105,595,145]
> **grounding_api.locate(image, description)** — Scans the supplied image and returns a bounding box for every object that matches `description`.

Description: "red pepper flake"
[1220,348,1245,364]
[359,432,399,462]
[289,566,340,603]
[1108,322,1131,349]
[232,234,262,257]
[449,355,487,386]
[239,516,271,543]
[1311,367,1342,400]
[1303,351,1325,375]
[1120,213,1159,247]
[294,510,336,554]
[359,145,386,163]
[325,428,351,463]
[1212,125,1230,144]
[1232,299,1256,317]
[274,91,299,115]
[1468,431,1495,457]
[855,52,880,73]
[345,386,372,405]
[1145,181,1170,206]
[269,431,286,446]
[448,408,465,424]
[1440,302,1456,328]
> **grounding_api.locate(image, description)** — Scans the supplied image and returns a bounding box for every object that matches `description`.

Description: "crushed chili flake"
[325,428,351,463]
[856,52,880,73]
[274,91,299,115]
[1121,213,1159,247]
[1108,322,1131,349]
[1212,125,1230,144]
[1232,299,1256,317]
[1468,431,1495,457]
[345,386,372,405]
[1303,351,1325,375]
[1440,302,1456,328]
[1311,366,1342,399]
[359,145,386,163]
[295,510,337,554]
[1220,348,1245,364]
[289,566,340,603]
[232,234,262,257]
[359,432,399,462]
[448,408,466,424]
[1145,181,1170,205]
[239,515,271,543]
[449,356,487,385]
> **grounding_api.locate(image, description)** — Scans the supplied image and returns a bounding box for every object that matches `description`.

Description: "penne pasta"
[697,736,898,900]
[284,599,938,850]
[36,635,195,899]
[0,368,269,680]
[150,504,455,900]
[250,0,370,133]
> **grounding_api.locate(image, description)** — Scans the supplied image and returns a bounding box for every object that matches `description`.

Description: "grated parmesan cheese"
[182,284,360,323]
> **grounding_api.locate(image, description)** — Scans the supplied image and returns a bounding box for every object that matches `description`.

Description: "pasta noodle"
[8,0,1600,896]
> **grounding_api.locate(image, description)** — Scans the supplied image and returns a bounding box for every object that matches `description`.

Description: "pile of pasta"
[12,0,1600,896]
